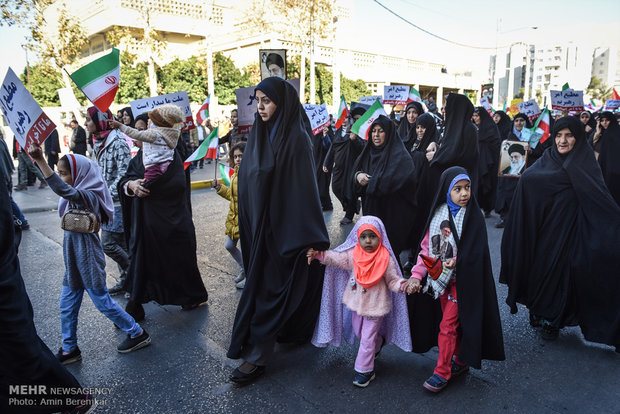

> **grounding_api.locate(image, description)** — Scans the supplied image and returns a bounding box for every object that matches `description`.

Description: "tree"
[19,63,62,106]
[586,76,612,101]
[158,57,207,103]
[115,51,150,104]
[213,53,252,104]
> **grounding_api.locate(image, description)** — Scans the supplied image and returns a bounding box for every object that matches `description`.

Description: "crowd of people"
[1,75,619,412]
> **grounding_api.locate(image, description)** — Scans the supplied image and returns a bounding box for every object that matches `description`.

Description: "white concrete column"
[437,86,444,109]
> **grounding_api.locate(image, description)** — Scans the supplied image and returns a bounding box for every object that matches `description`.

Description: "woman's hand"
[28,144,45,161]
[322,166,328,173]
[108,119,123,130]
[444,258,456,269]
[349,132,358,141]
[212,179,221,191]
[426,142,437,162]
[356,172,371,186]
[128,179,150,198]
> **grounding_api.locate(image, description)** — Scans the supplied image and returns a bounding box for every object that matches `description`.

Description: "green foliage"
[19,64,61,106]
[213,52,252,104]
[158,56,207,102]
[116,51,149,104]
[287,54,370,104]
[586,76,612,101]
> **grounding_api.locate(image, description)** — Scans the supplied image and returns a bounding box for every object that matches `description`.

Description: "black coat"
[0,167,84,413]
[44,130,61,155]
[408,166,505,366]
[352,115,417,255]
[323,126,365,211]
[70,125,87,155]
[500,116,620,347]
[118,150,207,306]
[228,78,330,359]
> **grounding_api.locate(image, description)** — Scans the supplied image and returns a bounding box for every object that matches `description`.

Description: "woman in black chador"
[228,77,330,384]
[472,107,501,217]
[352,115,417,259]
[500,116,620,349]
[493,110,512,140]
[397,101,425,152]
[323,103,367,225]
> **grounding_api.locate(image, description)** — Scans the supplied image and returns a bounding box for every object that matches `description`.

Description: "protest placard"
[302,103,330,135]
[0,68,56,152]
[605,99,620,110]
[517,99,542,123]
[550,89,584,112]
[359,95,383,105]
[234,86,256,135]
[508,99,522,117]
[130,91,195,131]
[480,96,493,115]
[383,85,409,105]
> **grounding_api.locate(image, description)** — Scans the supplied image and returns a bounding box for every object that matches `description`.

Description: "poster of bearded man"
[498,140,528,177]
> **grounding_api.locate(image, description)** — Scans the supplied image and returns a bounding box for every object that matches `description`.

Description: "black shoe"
[14,185,27,191]
[230,364,265,385]
[529,312,542,328]
[451,360,469,377]
[56,346,82,365]
[339,217,353,225]
[117,329,151,353]
[484,211,492,218]
[353,371,375,388]
[495,218,505,228]
[541,323,559,341]
[20,223,30,231]
[108,283,125,296]
[322,205,333,211]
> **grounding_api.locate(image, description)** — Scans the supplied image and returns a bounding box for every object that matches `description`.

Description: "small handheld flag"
[196,95,210,125]
[350,99,388,140]
[183,126,218,169]
[406,86,422,104]
[218,163,235,186]
[335,94,348,130]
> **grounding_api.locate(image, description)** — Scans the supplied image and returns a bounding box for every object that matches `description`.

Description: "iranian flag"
[350,99,388,140]
[335,94,348,130]
[184,126,218,169]
[523,107,551,148]
[70,48,120,113]
[406,86,422,104]
[218,163,235,186]
[196,95,210,125]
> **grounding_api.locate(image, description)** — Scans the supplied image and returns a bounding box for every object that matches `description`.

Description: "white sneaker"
[236,278,246,289]
[234,270,246,283]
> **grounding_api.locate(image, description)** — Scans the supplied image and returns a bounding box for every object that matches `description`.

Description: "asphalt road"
[10,164,618,413]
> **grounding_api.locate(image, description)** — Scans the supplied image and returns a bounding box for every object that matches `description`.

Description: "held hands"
[357,172,371,186]
[307,248,320,265]
[444,258,456,269]
[403,278,422,295]
[107,119,123,130]
[27,144,45,161]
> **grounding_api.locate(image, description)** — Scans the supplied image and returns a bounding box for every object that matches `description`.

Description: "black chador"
[474,107,501,214]
[228,77,330,360]
[501,116,620,349]
[351,115,417,257]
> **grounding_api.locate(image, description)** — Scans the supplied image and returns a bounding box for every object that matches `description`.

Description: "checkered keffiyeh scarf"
[423,203,466,299]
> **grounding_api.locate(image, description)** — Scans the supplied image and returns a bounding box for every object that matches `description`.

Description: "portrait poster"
[260,49,287,80]
[498,140,528,177]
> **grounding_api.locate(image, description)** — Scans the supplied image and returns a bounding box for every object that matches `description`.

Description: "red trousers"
[434,282,463,380]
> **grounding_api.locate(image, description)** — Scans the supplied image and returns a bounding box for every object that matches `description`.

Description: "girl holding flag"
[212,142,246,289]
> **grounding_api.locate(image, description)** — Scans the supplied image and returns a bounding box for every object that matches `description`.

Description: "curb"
[191,179,224,191]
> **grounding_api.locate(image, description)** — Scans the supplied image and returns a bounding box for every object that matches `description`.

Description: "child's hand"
[404,278,421,294]
[108,119,123,130]
[307,248,319,265]
[444,258,456,269]
[28,144,44,161]
[212,179,221,190]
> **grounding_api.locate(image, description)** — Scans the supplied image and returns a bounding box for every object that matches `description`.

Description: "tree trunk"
[300,48,307,103]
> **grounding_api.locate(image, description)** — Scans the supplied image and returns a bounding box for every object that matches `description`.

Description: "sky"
[1,0,619,84]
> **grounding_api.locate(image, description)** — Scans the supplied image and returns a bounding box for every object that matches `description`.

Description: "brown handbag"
[61,208,100,233]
